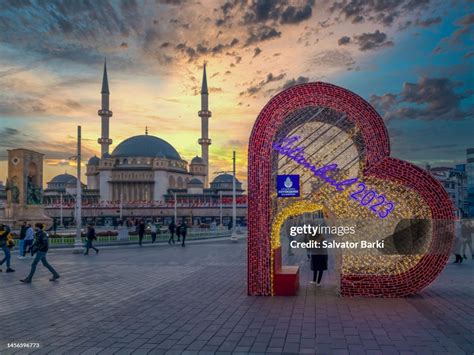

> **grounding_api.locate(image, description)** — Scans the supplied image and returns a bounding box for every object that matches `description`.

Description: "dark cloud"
[278,76,310,91]
[369,93,397,113]
[281,4,313,24]
[245,25,281,46]
[329,0,430,27]
[239,72,286,96]
[337,36,351,45]
[370,77,473,121]
[353,30,393,51]
[415,17,441,27]
[243,0,314,25]
[464,51,474,59]
[0,127,96,161]
[217,0,313,27]
[174,38,239,61]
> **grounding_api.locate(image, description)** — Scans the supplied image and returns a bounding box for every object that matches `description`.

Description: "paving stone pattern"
[0,238,472,354]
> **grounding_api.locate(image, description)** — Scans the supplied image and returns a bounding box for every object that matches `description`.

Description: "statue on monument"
[5,179,20,204]
[26,175,43,205]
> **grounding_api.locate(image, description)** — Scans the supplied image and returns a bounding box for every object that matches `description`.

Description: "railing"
[47,229,239,248]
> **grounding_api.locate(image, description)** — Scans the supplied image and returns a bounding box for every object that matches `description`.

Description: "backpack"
[6,233,15,249]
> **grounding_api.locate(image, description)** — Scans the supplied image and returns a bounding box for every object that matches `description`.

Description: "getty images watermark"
[289,224,385,249]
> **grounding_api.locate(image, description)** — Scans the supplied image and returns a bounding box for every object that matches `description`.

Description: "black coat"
[32,230,49,253]
[138,223,145,235]
[87,228,96,241]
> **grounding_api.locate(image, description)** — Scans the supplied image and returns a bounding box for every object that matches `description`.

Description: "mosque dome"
[188,178,203,186]
[212,173,240,184]
[88,156,100,165]
[51,173,77,184]
[111,135,181,160]
[191,156,205,164]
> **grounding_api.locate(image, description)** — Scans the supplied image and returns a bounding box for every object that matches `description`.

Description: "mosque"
[44,62,244,206]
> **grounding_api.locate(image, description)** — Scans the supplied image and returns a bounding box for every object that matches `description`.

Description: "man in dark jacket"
[19,221,27,258]
[20,223,60,283]
[180,221,188,247]
[0,224,14,273]
[84,225,99,255]
[168,221,176,244]
[138,220,145,246]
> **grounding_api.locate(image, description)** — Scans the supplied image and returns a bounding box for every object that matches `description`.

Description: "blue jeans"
[19,240,25,256]
[0,245,11,268]
[27,251,59,280]
[24,239,33,255]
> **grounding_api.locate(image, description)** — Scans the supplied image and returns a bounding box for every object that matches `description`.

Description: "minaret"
[198,63,212,187]
[97,59,113,157]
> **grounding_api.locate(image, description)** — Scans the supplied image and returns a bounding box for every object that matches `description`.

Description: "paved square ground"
[0,237,473,354]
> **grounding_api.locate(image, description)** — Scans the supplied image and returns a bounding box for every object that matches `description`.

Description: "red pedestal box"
[273,247,300,296]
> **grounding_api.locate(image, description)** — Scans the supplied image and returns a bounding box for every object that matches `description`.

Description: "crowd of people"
[0,217,198,284]
[0,222,60,283]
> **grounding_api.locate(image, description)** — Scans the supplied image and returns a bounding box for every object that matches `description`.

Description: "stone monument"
[3,148,51,228]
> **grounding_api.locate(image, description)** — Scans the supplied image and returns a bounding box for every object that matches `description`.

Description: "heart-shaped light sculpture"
[248,82,455,297]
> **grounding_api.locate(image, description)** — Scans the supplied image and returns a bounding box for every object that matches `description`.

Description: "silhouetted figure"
[19,221,27,258]
[84,225,99,255]
[168,221,176,244]
[180,221,188,247]
[176,223,182,243]
[309,233,327,286]
[138,220,145,246]
[462,220,473,259]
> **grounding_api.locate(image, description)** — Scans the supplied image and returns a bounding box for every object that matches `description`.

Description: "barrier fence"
[47,229,238,248]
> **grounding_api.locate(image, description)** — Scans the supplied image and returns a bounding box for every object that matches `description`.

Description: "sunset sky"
[0,0,473,188]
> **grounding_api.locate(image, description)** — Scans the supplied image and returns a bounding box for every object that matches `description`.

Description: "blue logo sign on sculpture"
[277,175,300,197]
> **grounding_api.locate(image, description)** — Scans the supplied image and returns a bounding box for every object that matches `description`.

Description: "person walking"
[453,220,464,263]
[150,222,157,243]
[0,224,14,273]
[20,223,59,283]
[176,222,182,243]
[84,225,99,255]
[18,221,27,259]
[309,233,327,286]
[24,224,34,256]
[138,219,145,246]
[462,220,473,259]
[168,221,176,245]
[180,221,188,247]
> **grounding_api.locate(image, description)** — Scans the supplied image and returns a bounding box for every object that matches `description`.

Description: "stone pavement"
[0,237,473,355]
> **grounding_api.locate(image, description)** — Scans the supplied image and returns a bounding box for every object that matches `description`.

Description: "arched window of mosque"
[177,176,184,188]
[123,159,128,164]
[185,178,190,184]
[115,159,119,165]
[132,159,137,165]
[169,176,176,188]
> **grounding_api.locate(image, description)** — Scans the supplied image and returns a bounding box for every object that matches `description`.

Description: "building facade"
[467,148,474,217]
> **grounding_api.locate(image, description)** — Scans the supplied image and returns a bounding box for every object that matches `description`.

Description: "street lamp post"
[173,191,178,223]
[59,192,64,227]
[119,191,123,221]
[73,126,83,254]
[219,190,223,228]
[230,151,238,242]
